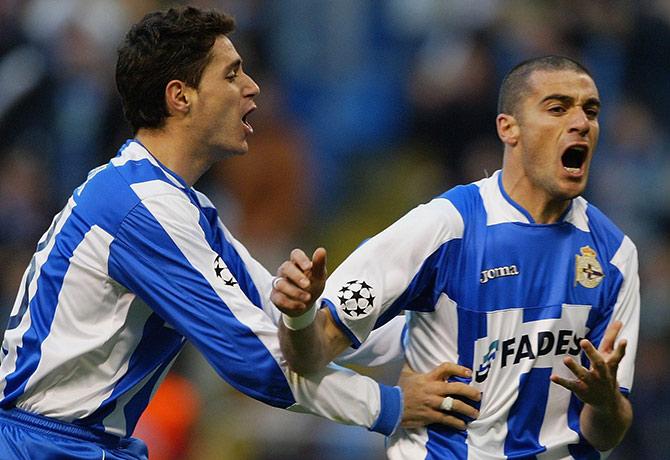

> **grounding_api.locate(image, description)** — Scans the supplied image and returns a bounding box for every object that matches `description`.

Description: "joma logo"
[480,265,519,284]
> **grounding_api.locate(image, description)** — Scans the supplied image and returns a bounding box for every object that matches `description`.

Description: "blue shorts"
[0,407,148,460]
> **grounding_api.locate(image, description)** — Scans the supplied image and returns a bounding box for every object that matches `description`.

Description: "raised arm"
[550,320,633,451]
[271,247,353,374]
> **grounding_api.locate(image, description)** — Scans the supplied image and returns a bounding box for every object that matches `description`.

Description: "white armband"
[282,303,317,330]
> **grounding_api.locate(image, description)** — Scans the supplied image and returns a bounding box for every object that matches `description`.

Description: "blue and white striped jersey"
[323,171,639,460]
[0,140,403,440]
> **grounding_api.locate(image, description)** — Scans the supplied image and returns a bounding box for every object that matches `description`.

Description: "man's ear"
[165,80,192,116]
[496,113,520,147]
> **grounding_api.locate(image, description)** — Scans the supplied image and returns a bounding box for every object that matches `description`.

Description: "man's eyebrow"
[541,94,575,105]
[224,58,242,73]
[541,94,601,108]
[583,97,601,108]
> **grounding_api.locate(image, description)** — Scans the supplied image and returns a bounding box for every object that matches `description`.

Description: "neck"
[500,169,570,224]
[135,127,212,187]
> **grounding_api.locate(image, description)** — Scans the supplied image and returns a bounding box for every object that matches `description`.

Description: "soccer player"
[0,7,479,460]
[274,56,639,459]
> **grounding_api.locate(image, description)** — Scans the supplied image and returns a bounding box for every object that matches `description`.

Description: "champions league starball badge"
[213,255,238,287]
[338,280,375,318]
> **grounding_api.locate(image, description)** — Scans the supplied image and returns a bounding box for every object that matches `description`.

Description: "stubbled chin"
[560,179,587,199]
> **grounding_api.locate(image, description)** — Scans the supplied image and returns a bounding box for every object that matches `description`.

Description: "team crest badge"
[575,246,604,288]
[338,280,375,318]
[213,255,238,287]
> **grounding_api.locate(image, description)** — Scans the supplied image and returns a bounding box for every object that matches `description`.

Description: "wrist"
[282,303,317,331]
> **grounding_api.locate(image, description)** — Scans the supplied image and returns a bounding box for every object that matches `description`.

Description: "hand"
[551,320,627,411]
[399,362,480,430]
[271,248,327,317]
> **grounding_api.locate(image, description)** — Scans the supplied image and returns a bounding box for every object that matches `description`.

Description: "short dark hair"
[497,56,593,116]
[116,6,235,134]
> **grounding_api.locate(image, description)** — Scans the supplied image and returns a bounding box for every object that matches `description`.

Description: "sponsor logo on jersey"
[474,329,583,383]
[474,340,499,382]
[575,246,604,288]
[480,264,520,284]
[338,280,375,318]
[213,255,238,287]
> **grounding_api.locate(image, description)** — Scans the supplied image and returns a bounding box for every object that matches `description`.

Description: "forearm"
[581,392,633,451]
[279,308,349,374]
[285,363,402,435]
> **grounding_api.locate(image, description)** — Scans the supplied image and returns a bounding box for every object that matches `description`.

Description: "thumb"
[311,247,327,281]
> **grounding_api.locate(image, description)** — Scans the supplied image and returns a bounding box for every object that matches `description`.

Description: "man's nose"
[244,74,260,98]
[568,109,590,136]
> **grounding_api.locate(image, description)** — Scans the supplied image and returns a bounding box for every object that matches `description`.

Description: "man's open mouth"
[561,145,588,174]
[242,107,255,133]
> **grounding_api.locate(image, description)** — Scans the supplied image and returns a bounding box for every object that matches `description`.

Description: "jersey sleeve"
[335,316,407,368]
[322,197,464,347]
[108,185,401,434]
[214,220,281,323]
[608,235,640,393]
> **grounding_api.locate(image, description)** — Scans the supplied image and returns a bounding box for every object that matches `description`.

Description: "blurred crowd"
[1,0,669,459]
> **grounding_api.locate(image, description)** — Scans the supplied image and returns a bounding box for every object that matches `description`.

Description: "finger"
[610,339,627,365]
[310,247,327,281]
[423,381,481,405]
[599,320,623,354]
[279,261,311,289]
[434,394,480,419]
[449,398,480,420]
[550,374,582,393]
[580,340,606,374]
[434,412,469,431]
[428,362,473,381]
[270,290,310,313]
[290,248,313,272]
[443,382,482,402]
[562,356,589,381]
[272,276,311,302]
[402,408,468,430]
[405,408,469,431]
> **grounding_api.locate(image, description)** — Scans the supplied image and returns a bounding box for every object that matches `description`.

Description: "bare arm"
[551,320,633,451]
[279,307,351,374]
[270,247,349,374]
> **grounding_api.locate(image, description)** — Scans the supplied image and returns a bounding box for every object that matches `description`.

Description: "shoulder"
[431,175,494,228]
[577,197,637,263]
[75,143,194,237]
[580,198,628,245]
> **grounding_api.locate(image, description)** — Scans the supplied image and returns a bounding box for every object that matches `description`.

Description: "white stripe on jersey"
[564,197,590,233]
[101,353,177,436]
[387,427,429,460]
[216,219,278,322]
[536,381,578,460]
[609,235,639,391]
[478,172,530,225]
[0,198,76,396]
[111,141,184,189]
[404,293,460,372]
[18,226,154,422]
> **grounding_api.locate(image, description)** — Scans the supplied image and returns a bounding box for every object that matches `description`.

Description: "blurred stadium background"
[1,0,669,458]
